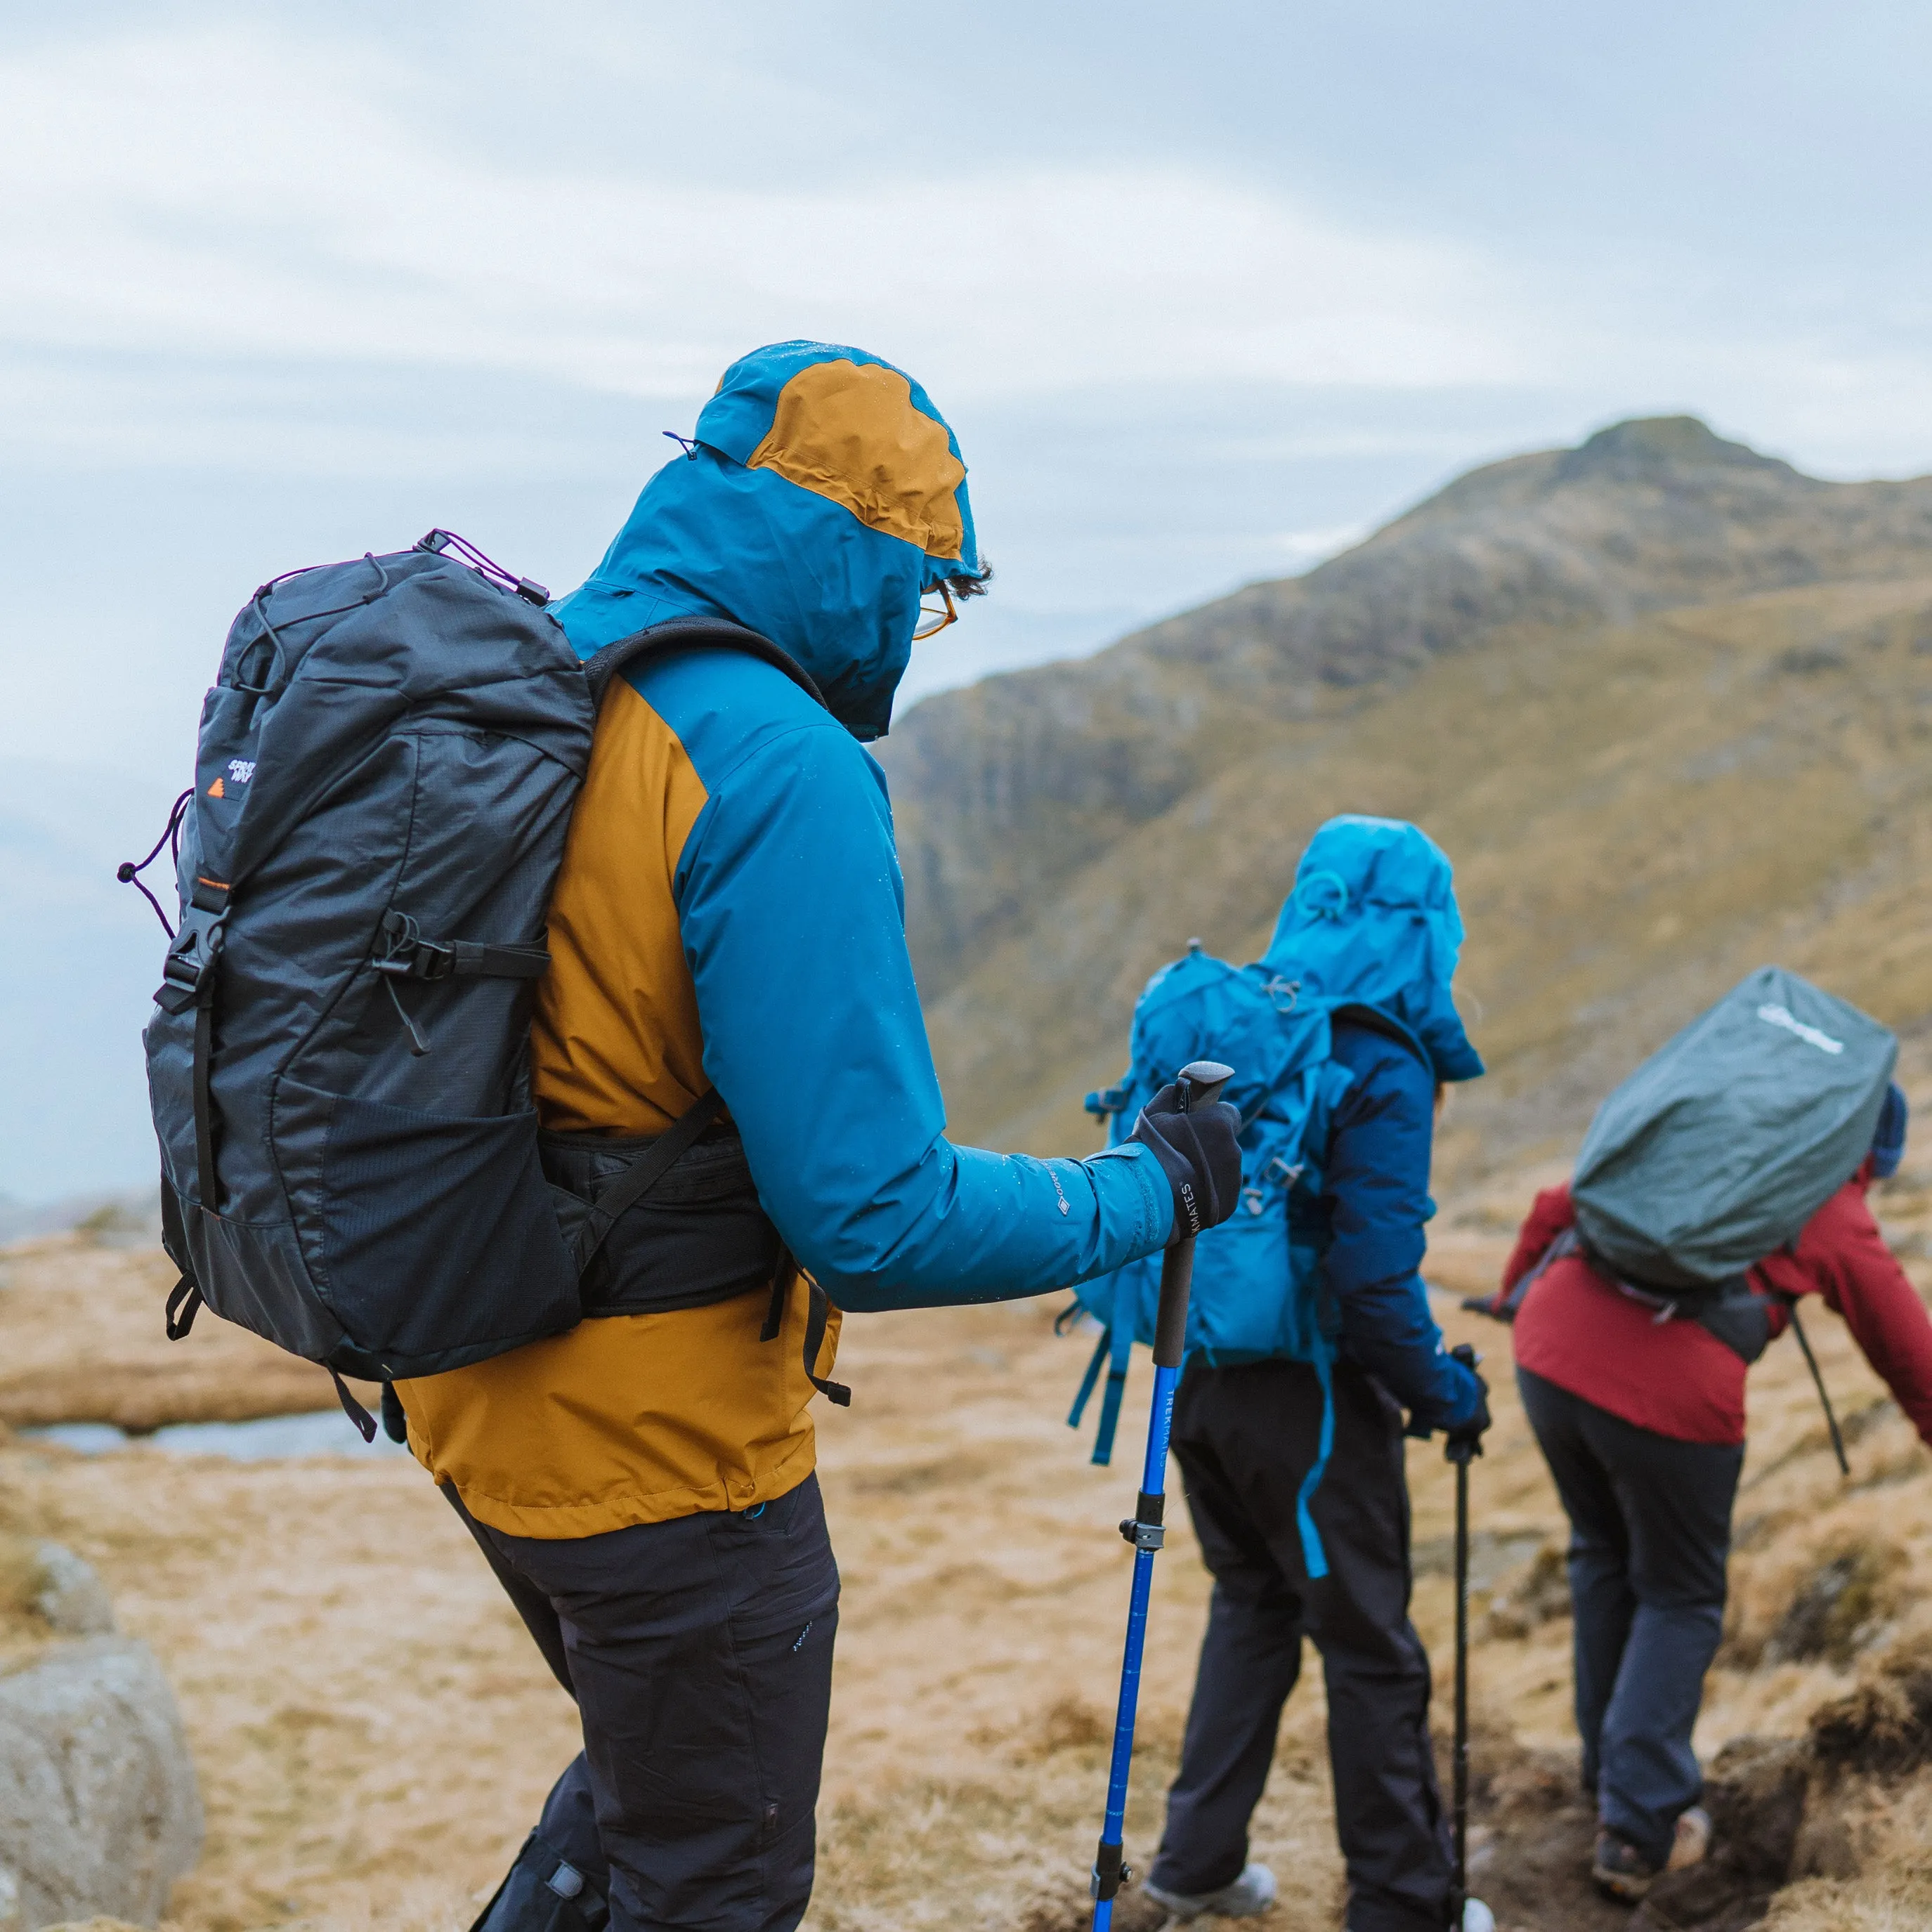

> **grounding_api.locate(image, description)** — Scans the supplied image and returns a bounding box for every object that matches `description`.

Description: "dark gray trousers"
[1517,1369,1742,1867]
[449,1473,840,1932]
[1150,1359,1451,1932]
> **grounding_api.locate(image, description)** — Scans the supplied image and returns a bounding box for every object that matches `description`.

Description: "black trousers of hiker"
[1150,1359,1451,1932]
[1516,1369,1742,1869]
[449,1473,841,1932]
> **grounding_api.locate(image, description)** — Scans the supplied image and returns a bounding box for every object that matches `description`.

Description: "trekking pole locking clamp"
[1118,1489,1166,1551]
[1090,1841,1133,1900]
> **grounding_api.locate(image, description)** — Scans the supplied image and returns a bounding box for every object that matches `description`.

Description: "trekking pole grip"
[1445,1341,1480,1466]
[1150,1061,1233,1368]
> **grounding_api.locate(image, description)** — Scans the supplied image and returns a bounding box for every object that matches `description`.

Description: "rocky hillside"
[881,418,1932,1180]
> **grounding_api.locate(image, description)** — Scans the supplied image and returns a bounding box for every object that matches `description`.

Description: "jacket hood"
[1260,815,1485,1083]
[549,340,981,740]
[1873,1082,1909,1180]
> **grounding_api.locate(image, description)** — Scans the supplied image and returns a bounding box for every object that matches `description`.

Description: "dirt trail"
[4,1213,1932,1930]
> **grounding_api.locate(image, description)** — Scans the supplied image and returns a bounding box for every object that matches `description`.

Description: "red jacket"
[1498,1170,1932,1447]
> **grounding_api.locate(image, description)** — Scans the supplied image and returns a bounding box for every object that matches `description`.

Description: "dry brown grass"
[4,1199,1932,1931]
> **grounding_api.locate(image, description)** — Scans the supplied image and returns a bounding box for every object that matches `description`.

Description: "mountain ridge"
[884,417,1932,1180]
[880,417,1932,1006]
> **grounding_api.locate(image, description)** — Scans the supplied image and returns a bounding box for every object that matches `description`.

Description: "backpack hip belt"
[538,1095,851,1407]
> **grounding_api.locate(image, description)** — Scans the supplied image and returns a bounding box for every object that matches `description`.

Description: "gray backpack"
[1572,965,1896,1295]
[137,531,833,1432]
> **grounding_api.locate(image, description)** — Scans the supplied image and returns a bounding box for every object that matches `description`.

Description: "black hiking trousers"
[1517,1369,1742,1869]
[448,1473,840,1932]
[1149,1359,1451,1932]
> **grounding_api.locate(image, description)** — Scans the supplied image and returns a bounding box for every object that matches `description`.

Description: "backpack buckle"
[156,906,226,1012]
[372,910,454,980]
[409,939,457,980]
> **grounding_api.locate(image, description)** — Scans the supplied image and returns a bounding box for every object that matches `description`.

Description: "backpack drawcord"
[381,974,431,1057]
[117,788,193,937]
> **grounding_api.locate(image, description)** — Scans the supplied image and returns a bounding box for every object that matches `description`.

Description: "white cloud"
[0,15,1536,457]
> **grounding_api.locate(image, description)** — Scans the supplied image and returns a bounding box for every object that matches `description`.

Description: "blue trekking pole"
[1088,1059,1233,1931]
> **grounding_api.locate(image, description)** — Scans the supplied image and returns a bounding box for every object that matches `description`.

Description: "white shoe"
[1667,1805,1712,1872]
[1462,1898,1497,1932]
[1142,1861,1277,1919]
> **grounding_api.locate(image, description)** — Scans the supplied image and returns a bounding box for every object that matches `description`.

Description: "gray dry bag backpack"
[1570,965,1896,1300]
[136,530,832,1432]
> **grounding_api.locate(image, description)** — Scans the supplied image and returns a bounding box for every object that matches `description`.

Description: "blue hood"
[1261,816,1484,1083]
[549,340,981,740]
[1873,1082,1909,1180]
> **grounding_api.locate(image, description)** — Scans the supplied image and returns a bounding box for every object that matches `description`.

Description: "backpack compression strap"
[582,617,826,711]
[759,1249,853,1408]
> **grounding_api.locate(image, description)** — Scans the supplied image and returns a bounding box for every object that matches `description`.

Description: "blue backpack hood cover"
[1260,816,1484,1083]
[549,340,981,740]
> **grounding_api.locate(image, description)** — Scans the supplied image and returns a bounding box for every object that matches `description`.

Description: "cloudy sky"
[4,0,1931,1201]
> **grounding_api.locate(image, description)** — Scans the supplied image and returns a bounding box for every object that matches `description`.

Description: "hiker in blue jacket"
[1142,818,1491,1932]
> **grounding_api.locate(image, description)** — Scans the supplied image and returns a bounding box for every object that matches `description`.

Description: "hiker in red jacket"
[1480,1086,1932,1902]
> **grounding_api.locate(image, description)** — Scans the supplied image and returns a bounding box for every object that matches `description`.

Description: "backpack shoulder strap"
[583,617,826,711]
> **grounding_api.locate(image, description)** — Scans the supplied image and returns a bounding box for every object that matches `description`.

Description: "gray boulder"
[0,1546,201,1931]
[25,1546,114,1642]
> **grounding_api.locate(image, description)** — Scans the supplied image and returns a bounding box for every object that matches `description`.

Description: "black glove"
[1129,1081,1243,1244]
[1443,1341,1490,1463]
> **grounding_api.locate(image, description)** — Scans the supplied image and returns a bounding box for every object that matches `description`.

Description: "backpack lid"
[1573,965,1898,1289]
[1120,948,1331,1130]
[1260,816,1483,1083]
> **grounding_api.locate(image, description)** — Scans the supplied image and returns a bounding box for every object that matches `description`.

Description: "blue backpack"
[1070,944,1409,1578]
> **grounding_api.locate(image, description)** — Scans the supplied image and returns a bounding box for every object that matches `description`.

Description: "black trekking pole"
[1088,1059,1233,1932]
[1445,1343,1480,1932]
[1785,1300,1851,1477]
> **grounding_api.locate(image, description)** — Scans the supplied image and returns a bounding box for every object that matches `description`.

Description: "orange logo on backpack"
[207,776,225,797]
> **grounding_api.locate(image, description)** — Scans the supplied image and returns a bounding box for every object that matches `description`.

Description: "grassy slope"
[8,1220,1932,1931]
[925,575,1932,1194]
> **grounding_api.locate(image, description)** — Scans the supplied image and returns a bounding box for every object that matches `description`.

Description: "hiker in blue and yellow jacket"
[393,342,1241,1932]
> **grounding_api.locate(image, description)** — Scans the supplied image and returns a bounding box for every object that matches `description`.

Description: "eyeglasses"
[912,580,958,641]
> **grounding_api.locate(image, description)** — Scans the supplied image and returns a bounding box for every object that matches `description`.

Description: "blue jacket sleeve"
[674,718,1172,1311]
[1324,1028,1482,1431]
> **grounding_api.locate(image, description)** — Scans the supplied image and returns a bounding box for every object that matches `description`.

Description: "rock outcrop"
[0,1540,201,1931]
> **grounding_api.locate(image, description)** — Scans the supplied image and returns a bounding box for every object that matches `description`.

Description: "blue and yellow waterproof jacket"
[399,344,1172,1537]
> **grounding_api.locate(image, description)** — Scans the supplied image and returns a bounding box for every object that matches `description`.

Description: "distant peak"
[1556,415,1796,482]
